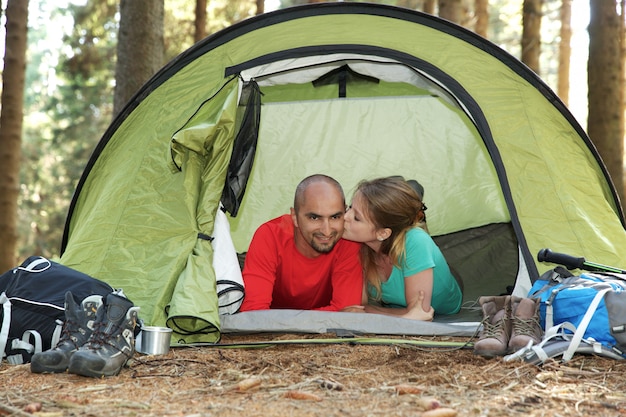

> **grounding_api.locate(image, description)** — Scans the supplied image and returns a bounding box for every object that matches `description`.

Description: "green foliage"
[18,0,117,259]
[164,0,259,62]
[16,0,265,259]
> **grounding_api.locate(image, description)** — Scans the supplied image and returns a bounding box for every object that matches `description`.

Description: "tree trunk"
[439,0,463,23]
[521,0,543,74]
[588,0,624,203]
[0,0,29,272]
[474,0,488,37]
[113,0,165,117]
[424,0,436,14]
[396,0,420,9]
[256,0,264,15]
[194,0,207,42]
[557,0,572,105]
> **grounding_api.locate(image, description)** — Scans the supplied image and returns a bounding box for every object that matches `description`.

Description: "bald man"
[240,174,363,311]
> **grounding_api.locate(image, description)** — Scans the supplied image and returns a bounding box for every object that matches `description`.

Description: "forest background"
[0,0,623,272]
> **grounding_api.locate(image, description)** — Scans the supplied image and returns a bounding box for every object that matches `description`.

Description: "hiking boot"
[509,296,543,352]
[67,292,140,378]
[474,295,511,357]
[30,292,103,374]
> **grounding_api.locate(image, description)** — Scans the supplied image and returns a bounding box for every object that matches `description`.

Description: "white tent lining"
[240,54,463,112]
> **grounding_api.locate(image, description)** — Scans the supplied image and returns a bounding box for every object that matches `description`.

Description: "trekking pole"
[537,248,626,274]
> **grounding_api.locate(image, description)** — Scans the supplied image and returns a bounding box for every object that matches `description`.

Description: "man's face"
[291,182,346,257]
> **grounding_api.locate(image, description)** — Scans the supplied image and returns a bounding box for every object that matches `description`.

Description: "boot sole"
[30,363,69,374]
[68,355,127,378]
[474,348,509,358]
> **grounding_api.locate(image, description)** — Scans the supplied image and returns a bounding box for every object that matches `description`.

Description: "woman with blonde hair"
[343,176,462,321]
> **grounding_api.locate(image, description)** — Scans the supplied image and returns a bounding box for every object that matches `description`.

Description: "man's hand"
[341,305,365,313]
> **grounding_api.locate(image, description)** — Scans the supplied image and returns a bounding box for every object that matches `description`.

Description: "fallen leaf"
[421,407,458,417]
[284,390,323,401]
[232,377,262,392]
[394,384,425,395]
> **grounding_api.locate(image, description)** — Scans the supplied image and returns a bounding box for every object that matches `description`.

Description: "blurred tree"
[475,0,488,37]
[194,0,207,42]
[18,0,118,260]
[587,0,624,202]
[14,0,264,260]
[165,0,257,59]
[439,0,463,23]
[114,0,164,116]
[0,0,29,271]
[557,0,571,105]
[424,0,436,14]
[521,0,543,73]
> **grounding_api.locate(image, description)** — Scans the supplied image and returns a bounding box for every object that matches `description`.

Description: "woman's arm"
[363,292,434,320]
[404,268,434,314]
[363,269,435,321]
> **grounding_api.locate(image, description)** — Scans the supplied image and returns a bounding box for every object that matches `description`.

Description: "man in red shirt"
[240,174,364,311]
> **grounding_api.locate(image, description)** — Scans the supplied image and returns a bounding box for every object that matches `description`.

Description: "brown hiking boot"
[474,296,511,357]
[509,297,543,352]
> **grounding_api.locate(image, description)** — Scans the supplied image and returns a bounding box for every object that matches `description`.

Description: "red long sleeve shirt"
[240,215,363,311]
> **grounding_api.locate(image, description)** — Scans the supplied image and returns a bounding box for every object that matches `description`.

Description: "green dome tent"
[60,3,626,343]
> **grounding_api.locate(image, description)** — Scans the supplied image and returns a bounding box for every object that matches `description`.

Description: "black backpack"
[0,256,113,364]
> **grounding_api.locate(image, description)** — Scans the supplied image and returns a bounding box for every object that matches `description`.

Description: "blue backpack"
[520,267,626,363]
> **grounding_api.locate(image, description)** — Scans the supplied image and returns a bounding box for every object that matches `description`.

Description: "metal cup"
[136,326,173,355]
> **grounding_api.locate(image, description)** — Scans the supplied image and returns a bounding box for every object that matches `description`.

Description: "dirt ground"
[1,333,626,417]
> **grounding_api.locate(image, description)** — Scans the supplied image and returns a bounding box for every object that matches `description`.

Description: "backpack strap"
[6,330,43,365]
[22,330,43,354]
[0,292,11,360]
[15,256,51,273]
[545,286,567,330]
[504,321,578,364]
[562,287,611,361]
[51,319,63,348]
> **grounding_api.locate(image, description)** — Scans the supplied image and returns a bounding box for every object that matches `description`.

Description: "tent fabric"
[59,3,626,343]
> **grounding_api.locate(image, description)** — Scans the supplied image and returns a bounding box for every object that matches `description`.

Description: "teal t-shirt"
[367,227,462,315]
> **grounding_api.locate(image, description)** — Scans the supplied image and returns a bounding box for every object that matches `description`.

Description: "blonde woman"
[343,176,462,321]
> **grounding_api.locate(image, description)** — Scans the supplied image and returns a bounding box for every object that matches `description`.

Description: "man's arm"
[363,288,434,321]
[240,225,278,311]
[315,240,363,311]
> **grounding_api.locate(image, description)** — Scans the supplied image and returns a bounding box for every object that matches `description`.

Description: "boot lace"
[481,315,507,339]
[58,319,83,349]
[512,316,541,336]
[85,321,133,357]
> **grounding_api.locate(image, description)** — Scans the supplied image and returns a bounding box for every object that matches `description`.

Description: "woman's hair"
[356,176,427,301]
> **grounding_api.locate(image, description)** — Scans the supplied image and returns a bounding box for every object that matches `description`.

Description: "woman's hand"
[402,290,434,321]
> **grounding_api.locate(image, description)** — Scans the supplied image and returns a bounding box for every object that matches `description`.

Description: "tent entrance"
[227,91,519,303]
